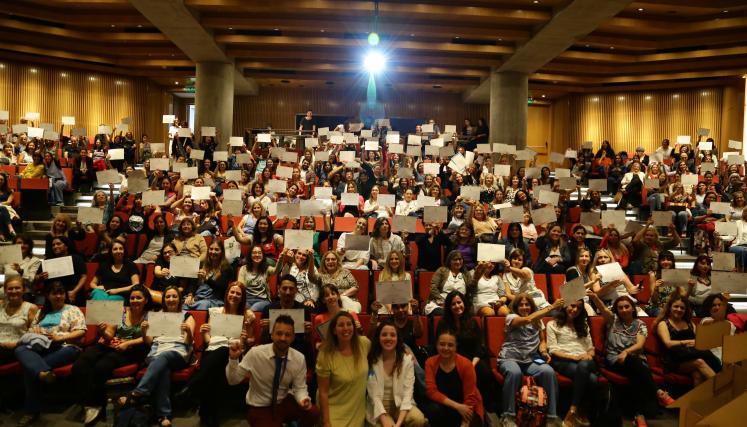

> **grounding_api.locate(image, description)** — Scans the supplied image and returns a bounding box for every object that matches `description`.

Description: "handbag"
[515,376,547,427]
[668,202,688,212]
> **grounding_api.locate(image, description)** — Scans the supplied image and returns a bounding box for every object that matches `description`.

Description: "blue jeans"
[183,284,224,311]
[550,359,598,407]
[133,350,187,417]
[15,345,80,414]
[246,298,272,312]
[729,244,747,270]
[647,194,661,211]
[48,178,67,205]
[671,211,689,234]
[498,359,558,417]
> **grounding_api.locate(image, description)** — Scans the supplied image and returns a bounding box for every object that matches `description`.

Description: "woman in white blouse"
[337,217,371,270]
[395,189,420,217]
[364,185,394,219]
[547,298,597,427]
[724,206,747,271]
[366,320,426,427]
[4,235,42,299]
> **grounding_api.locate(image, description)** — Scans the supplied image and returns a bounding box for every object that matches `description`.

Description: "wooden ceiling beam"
[0,18,167,42]
[231,50,501,68]
[581,31,747,51]
[216,35,512,55]
[531,68,747,84]
[238,61,488,78]
[543,56,747,74]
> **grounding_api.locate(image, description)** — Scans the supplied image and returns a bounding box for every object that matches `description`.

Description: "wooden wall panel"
[552,87,727,155]
[0,62,170,144]
[232,86,490,133]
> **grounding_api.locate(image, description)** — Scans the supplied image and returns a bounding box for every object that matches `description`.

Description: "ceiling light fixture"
[637,8,644,11]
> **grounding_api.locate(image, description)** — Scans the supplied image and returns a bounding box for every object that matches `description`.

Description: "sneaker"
[633,414,648,427]
[501,415,518,427]
[657,391,675,407]
[83,407,101,426]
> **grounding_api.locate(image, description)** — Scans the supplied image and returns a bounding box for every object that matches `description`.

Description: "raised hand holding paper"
[209,313,244,339]
[169,256,200,278]
[376,281,412,304]
[85,301,124,325]
[147,312,183,337]
[477,243,505,262]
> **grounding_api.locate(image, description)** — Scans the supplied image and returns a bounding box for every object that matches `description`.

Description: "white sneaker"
[83,407,100,425]
[501,415,518,427]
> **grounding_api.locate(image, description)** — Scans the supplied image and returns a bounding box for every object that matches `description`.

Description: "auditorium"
[0,1,745,426]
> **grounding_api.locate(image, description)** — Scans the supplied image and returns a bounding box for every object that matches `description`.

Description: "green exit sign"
[184,86,195,93]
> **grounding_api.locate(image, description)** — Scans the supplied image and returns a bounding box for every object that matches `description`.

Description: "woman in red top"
[251,216,283,263]
[599,226,631,271]
[424,330,483,427]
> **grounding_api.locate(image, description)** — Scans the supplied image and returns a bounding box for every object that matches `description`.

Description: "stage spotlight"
[368,32,380,46]
[364,51,386,74]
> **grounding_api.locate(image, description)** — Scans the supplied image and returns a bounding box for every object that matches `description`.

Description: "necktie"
[271,355,285,410]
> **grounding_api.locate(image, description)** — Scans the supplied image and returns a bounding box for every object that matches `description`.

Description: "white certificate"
[500,206,525,224]
[78,207,104,225]
[475,144,491,154]
[423,163,440,176]
[388,144,403,155]
[531,206,557,225]
[236,153,252,164]
[365,140,379,151]
[417,196,436,207]
[444,125,456,134]
[116,123,130,134]
[172,162,188,173]
[61,116,75,125]
[392,216,417,233]
[268,179,288,194]
[300,199,323,216]
[560,277,587,304]
[285,229,314,250]
[181,167,199,180]
[269,309,305,333]
[96,169,121,185]
[697,128,710,137]
[580,212,601,226]
[361,130,373,138]
[341,192,360,206]
[149,143,165,154]
[424,206,448,224]
[142,190,164,206]
[406,146,421,157]
[595,262,626,283]
[601,210,626,229]
[339,151,355,163]
[0,110,8,120]
[429,137,444,147]
[554,168,571,178]
[305,138,319,148]
[652,211,672,227]
[127,171,148,194]
[318,127,329,136]
[728,155,744,166]
[376,281,412,304]
[13,124,28,134]
[190,186,210,200]
[588,179,607,192]
[712,252,735,271]
[397,167,413,178]
[213,151,228,162]
[42,256,74,279]
[315,151,330,161]
[565,149,577,159]
[421,123,434,133]
[661,269,691,287]
[407,134,420,145]
[85,301,124,325]
[710,202,731,215]
[644,178,660,190]
[728,140,742,150]
[276,165,293,179]
[25,112,40,121]
[190,149,205,160]
[222,200,243,217]
[162,114,175,124]
[150,158,170,171]
[386,134,400,144]
[477,243,505,262]
[222,189,242,201]
[711,272,747,294]
[378,194,396,208]
[147,312,183,337]
[493,164,511,177]
[40,123,54,132]
[715,221,737,236]
[43,130,59,141]
[460,185,481,201]
[344,235,370,251]
[281,151,297,163]
[558,177,577,190]
[698,141,713,151]
[27,127,44,138]
[330,135,344,145]
[108,148,124,160]
[424,145,441,156]
[700,163,716,174]
[224,170,242,182]
[201,126,216,137]
[525,167,540,178]
[314,186,333,199]
[169,256,200,278]
[209,313,244,339]
[276,202,301,219]
[257,134,272,143]
[676,135,691,144]
[538,190,559,206]
[0,244,23,265]
[515,150,535,161]
[97,125,112,135]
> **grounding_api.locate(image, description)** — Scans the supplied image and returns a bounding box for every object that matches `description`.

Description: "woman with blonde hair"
[276,248,321,309]
[377,251,412,314]
[590,248,645,315]
[318,251,361,312]
[317,311,371,427]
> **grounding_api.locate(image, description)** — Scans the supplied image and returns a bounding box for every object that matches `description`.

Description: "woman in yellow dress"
[316,311,371,427]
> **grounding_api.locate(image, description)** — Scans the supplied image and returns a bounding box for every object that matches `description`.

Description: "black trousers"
[187,347,229,418]
[72,343,145,407]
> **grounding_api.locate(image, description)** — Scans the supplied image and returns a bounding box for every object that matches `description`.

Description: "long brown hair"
[320,311,363,368]
[367,320,405,376]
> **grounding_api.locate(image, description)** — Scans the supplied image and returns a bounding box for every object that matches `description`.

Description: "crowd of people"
[0,115,744,427]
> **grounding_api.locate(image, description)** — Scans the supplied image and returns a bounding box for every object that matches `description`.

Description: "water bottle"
[105,398,115,427]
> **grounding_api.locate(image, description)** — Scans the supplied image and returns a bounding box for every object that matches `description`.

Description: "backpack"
[114,405,151,427]
[515,376,547,427]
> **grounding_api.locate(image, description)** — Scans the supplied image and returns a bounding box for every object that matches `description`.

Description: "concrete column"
[489,71,528,150]
[196,61,234,149]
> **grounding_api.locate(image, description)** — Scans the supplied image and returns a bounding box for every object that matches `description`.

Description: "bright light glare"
[364,51,386,74]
